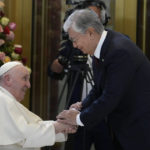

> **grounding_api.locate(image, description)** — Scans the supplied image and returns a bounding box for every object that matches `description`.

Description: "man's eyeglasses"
[69,34,82,43]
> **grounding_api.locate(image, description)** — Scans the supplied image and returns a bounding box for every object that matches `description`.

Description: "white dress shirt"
[76,30,108,126]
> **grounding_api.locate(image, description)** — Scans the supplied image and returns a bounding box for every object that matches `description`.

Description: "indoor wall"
[4,0,32,108]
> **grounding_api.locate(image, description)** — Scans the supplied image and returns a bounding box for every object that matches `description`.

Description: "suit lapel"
[93,30,114,91]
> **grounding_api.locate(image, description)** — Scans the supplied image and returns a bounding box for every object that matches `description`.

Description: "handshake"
[54,102,82,134]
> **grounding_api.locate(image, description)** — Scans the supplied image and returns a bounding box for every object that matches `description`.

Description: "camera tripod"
[57,62,94,110]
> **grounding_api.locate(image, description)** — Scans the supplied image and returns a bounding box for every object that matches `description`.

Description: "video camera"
[58,38,88,69]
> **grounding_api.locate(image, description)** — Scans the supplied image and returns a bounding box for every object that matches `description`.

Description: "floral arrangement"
[0,1,27,67]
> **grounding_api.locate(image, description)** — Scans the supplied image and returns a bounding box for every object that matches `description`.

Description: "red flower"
[14,45,22,54]
[3,26,10,34]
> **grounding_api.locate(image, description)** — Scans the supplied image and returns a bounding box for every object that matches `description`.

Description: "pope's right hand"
[54,121,77,134]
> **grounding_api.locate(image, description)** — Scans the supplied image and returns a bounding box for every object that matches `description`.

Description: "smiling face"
[68,27,100,55]
[6,65,31,102]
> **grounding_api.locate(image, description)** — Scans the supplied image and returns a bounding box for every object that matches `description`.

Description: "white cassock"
[0,86,66,150]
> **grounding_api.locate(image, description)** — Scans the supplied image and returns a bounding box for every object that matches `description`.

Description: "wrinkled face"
[68,28,96,55]
[8,65,30,102]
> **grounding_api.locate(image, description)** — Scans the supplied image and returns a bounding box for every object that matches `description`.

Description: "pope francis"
[0,61,76,150]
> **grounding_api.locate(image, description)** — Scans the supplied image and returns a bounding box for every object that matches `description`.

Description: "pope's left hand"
[56,109,79,126]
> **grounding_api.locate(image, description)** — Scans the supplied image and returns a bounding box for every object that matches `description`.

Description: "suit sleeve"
[82,84,102,110]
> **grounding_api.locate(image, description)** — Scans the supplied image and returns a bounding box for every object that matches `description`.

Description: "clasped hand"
[54,121,77,134]
[56,102,82,126]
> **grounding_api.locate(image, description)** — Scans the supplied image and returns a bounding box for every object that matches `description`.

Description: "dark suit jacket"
[80,30,150,150]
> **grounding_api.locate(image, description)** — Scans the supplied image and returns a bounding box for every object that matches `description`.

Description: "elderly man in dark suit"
[57,9,150,150]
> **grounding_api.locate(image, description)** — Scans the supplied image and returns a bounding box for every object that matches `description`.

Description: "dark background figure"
[48,1,115,150]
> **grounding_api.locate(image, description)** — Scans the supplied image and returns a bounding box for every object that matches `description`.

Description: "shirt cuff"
[76,113,84,126]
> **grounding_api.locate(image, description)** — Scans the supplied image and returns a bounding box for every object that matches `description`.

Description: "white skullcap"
[0,61,22,76]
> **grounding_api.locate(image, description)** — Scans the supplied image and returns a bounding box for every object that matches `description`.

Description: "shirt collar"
[94,30,107,59]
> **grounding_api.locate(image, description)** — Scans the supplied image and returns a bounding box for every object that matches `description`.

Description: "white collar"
[0,86,17,101]
[94,30,107,59]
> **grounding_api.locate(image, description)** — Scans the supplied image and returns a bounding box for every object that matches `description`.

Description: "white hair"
[63,9,104,34]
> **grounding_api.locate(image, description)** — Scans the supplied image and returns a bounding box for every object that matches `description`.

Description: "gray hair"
[63,9,104,34]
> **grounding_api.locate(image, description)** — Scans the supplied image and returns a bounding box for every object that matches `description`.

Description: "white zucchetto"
[0,61,22,76]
